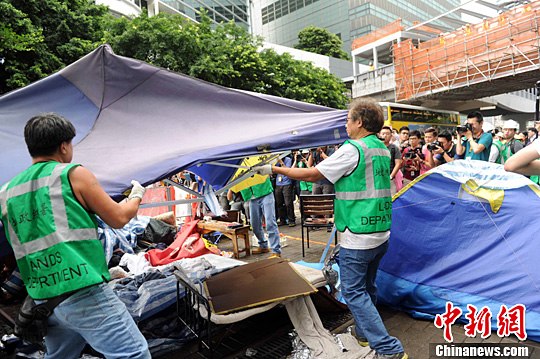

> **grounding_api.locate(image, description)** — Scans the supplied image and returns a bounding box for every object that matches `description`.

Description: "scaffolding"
[393,1,540,102]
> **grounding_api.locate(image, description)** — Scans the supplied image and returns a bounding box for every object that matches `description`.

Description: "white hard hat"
[503,119,519,130]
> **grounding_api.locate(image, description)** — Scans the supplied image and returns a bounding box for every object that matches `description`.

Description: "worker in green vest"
[0,113,150,358]
[254,98,407,359]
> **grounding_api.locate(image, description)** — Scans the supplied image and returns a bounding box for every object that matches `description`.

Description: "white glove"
[253,165,273,176]
[128,180,146,200]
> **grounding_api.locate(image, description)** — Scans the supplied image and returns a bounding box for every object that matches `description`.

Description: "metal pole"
[536,80,540,122]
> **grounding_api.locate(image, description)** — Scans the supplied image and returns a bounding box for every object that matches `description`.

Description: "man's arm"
[504,144,540,175]
[69,166,142,229]
[272,165,325,183]
[391,159,402,179]
[469,133,490,154]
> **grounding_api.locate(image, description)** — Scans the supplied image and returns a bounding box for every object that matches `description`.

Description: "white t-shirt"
[315,141,390,250]
[534,138,540,155]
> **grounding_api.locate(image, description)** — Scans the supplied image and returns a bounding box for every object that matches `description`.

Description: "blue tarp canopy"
[378,160,540,342]
[0,44,347,197]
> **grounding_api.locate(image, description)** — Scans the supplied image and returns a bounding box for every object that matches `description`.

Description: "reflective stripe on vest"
[0,164,96,260]
[335,144,392,200]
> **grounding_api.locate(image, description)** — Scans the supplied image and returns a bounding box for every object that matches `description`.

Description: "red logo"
[434,302,527,342]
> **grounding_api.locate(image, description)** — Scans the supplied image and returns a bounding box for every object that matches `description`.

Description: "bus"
[379,102,461,133]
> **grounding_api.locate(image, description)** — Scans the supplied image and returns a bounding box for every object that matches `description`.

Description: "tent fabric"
[378,159,540,342]
[0,45,348,197]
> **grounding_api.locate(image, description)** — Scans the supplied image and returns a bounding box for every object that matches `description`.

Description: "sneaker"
[350,326,369,347]
[268,253,281,259]
[288,222,296,227]
[375,352,408,359]
[277,220,287,226]
[252,247,270,254]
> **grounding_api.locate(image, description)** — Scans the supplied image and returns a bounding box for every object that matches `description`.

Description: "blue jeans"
[340,242,403,355]
[249,193,281,254]
[44,283,151,359]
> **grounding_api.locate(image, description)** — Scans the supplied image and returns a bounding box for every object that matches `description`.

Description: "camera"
[427,141,442,151]
[456,123,473,134]
[403,152,415,159]
[404,147,424,160]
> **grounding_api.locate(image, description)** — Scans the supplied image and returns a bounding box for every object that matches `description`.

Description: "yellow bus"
[380,102,461,132]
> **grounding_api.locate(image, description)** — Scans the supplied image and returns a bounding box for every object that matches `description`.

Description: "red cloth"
[145,220,213,266]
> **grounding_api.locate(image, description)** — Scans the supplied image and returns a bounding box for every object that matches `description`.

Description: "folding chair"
[299,194,335,257]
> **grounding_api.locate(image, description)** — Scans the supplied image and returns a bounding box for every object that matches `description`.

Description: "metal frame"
[394,4,540,102]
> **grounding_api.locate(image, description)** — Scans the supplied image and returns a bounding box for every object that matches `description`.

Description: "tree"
[295,26,350,60]
[105,13,347,108]
[0,0,110,94]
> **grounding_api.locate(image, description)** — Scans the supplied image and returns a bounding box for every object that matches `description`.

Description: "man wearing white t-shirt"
[254,98,407,359]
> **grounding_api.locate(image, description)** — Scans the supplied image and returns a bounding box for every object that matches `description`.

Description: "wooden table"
[197,221,251,259]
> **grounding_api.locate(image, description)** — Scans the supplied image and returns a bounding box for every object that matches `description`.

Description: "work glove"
[128,180,146,200]
[253,165,273,176]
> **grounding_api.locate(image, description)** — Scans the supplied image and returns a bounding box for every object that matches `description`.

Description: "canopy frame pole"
[214,151,290,196]
[163,179,202,198]
[139,198,205,209]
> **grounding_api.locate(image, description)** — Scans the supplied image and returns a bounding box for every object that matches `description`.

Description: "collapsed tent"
[377,160,540,341]
[0,44,347,197]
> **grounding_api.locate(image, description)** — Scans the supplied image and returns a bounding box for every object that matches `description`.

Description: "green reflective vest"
[239,177,273,201]
[0,162,110,299]
[334,136,392,234]
[493,140,510,164]
[297,161,313,192]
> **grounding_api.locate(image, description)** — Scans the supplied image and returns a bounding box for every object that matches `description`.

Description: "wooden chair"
[299,194,335,257]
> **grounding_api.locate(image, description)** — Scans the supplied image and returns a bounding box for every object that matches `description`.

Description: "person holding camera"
[401,130,424,184]
[0,113,150,358]
[456,111,492,161]
[429,132,456,166]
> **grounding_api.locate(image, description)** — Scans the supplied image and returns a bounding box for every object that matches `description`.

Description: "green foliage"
[105,13,347,108]
[0,0,109,94]
[295,26,350,60]
[1,3,347,108]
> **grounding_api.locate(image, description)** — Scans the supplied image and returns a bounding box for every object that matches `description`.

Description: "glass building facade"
[257,0,462,53]
[160,0,250,30]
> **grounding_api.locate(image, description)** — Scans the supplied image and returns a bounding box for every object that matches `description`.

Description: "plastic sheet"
[286,330,346,359]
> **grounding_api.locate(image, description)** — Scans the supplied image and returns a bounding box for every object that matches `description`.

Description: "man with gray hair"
[254,98,407,359]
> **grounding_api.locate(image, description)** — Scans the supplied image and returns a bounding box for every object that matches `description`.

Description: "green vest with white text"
[334,136,392,234]
[0,162,110,299]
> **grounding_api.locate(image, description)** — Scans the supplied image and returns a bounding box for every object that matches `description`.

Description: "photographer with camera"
[401,130,424,184]
[456,111,492,161]
[429,132,456,166]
